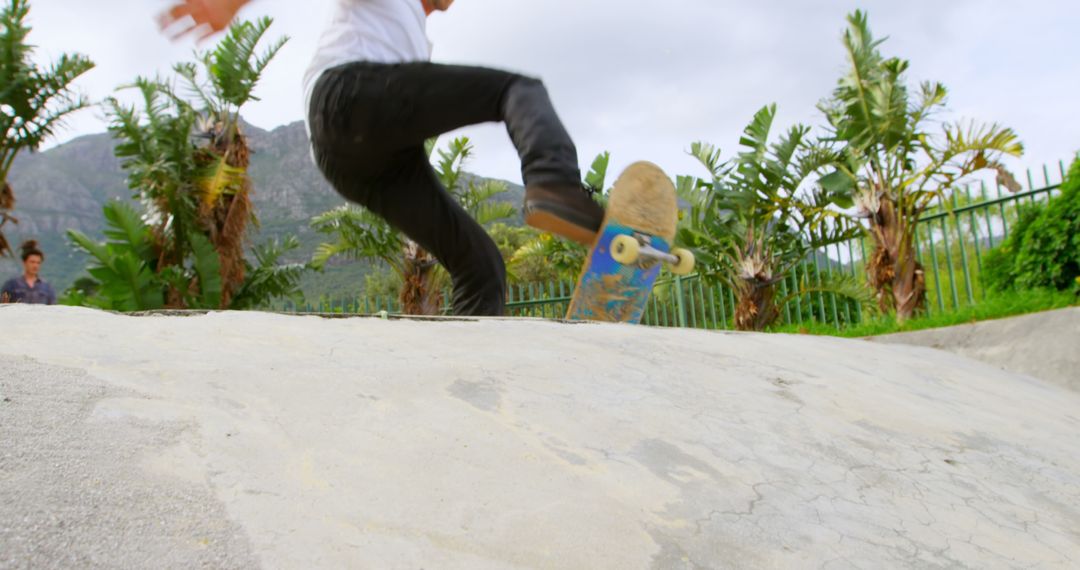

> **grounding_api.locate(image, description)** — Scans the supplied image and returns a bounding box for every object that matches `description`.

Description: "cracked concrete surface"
[1,305,1078,569]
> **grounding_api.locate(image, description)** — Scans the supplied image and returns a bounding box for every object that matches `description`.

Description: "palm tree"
[678,105,863,331]
[106,78,200,304]
[312,137,515,315]
[106,17,287,308]
[816,11,1023,322]
[1,0,94,256]
[175,17,287,305]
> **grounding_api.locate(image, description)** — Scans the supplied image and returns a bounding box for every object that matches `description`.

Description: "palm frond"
[310,204,403,270]
[310,240,346,271]
[510,238,547,266]
[203,17,289,110]
[771,124,810,181]
[737,104,776,164]
[675,174,709,209]
[822,10,911,168]
[468,179,508,204]
[688,141,726,180]
[940,121,1024,159]
[311,203,387,232]
[101,200,154,262]
[193,151,245,206]
[910,81,947,125]
[1,0,93,170]
[173,61,218,116]
[66,221,164,312]
[104,77,203,267]
[908,120,1025,201]
[434,136,472,194]
[105,251,164,311]
[776,270,876,313]
[0,1,33,100]
[66,228,112,266]
[475,201,516,227]
[230,235,307,309]
[584,151,610,190]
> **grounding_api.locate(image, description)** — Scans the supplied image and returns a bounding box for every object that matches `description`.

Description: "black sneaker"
[523,182,605,245]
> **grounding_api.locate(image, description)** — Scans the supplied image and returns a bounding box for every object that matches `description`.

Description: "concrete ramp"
[871,307,1080,393]
[1,305,1078,569]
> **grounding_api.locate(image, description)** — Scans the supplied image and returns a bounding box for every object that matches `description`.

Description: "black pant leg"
[372,149,507,317]
[310,61,581,186]
[312,143,507,316]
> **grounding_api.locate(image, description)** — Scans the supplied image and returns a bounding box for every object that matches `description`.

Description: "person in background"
[1,240,57,305]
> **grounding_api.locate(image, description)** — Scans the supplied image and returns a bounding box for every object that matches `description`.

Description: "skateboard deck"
[565,161,692,323]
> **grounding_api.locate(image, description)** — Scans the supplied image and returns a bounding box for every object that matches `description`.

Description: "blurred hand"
[421,0,455,16]
[159,0,247,42]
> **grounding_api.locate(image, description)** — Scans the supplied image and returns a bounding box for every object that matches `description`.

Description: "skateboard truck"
[610,233,695,275]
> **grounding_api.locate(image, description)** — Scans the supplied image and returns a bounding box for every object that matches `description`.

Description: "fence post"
[674,276,688,328]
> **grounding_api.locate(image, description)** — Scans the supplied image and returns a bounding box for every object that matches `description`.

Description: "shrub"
[982,157,1080,292]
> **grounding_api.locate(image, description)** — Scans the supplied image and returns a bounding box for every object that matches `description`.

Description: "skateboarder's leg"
[312,144,507,317]
[332,61,580,186]
[309,62,603,242]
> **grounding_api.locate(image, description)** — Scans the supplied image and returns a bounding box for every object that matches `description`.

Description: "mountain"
[1,121,525,298]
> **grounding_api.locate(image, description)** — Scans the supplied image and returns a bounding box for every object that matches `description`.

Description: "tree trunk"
[866,195,927,323]
[734,280,779,332]
[209,127,253,309]
[0,181,15,258]
[399,241,444,316]
[893,249,926,323]
[213,183,251,308]
[1,180,13,210]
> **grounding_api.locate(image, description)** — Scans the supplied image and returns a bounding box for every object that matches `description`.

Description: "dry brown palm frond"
[734,279,780,332]
[399,241,443,315]
[1,182,15,210]
[210,186,252,307]
[0,211,18,258]
[191,127,255,308]
[867,247,894,289]
[995,165,1022,194]
[892,261,927,323]
[194,148,245,218]
[228,128,252,168]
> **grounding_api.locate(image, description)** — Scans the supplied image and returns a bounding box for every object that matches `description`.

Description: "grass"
[769,287,1079,338]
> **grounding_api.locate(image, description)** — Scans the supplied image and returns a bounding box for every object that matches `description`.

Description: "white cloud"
[25,0,1080,186]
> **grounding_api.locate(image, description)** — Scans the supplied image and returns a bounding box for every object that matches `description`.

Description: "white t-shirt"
[302,0,433,121]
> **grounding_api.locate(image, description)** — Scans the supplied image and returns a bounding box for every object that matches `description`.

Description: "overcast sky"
[23,0,1080,186]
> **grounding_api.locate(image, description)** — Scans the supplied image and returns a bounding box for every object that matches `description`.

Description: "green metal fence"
[285,161,1069,330]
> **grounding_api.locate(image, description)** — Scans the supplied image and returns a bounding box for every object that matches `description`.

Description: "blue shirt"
[1,276,56,305]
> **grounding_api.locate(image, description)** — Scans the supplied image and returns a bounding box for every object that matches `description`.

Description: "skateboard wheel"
[611,234,641,265]
[670,248,695,275]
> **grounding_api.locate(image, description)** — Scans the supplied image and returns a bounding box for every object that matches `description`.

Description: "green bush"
[981,206,1040,290]
[982,157,1080,292]
[979,246,1011,291]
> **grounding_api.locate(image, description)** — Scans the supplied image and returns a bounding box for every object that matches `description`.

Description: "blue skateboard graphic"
[565,161,694,324]
[565,223,670,323]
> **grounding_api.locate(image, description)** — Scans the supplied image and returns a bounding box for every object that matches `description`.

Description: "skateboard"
[565,161,694,323]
